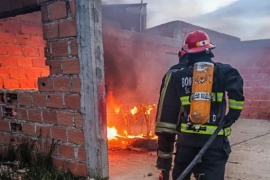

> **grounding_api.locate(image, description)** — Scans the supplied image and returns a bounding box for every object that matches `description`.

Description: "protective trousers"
[172,142,230,180]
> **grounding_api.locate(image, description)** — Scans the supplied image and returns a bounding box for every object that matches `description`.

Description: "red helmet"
[182,30,216,53]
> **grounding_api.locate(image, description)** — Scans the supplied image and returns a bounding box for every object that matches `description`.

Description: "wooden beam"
[76,0,108,179]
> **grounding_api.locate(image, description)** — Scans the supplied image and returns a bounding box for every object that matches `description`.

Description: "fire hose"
[176,117,225,180]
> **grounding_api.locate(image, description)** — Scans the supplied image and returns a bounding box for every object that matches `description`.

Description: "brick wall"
[0,0,86,177]
[0,12,48,89]
[214,40,270,120]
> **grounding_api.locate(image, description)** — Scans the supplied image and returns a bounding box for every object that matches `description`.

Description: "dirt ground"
[108,118,270,180]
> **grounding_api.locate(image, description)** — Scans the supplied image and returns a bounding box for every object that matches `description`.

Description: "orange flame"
[107,126,119,140]
[130,106,139,115]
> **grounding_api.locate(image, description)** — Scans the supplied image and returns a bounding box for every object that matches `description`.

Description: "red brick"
[53,77,70,92]
[3,79,20,89]
[0,44,9,55]
[28,109,42,122]
[7,45,24,56]
[32,58,47,68]
[31,36,45,47]
[62,58,80,74]
[18,93,32,106]
[0,32,16,44]
[51,40,69,57]
[20,79,37,89]
[64,94,80,110]
[260,100,270,107]
[45,59,62,74]
[0,68,10,78]
[51,127,67,142]
[3,21,21,34]
[68,129,84,144]
[59,144,74,159]
[53,158,69,171]
[70,39,78,56]
[74,113,83,128]
[26,69,43,78]
[41,5,49,22]
[47,93,64,108]
[36,126,51,138]
[71,77,80,93]
[56,111,74,126]
[42,110,57,124]
[32,93,47,107]
[9,68,27,78]
[17,57,33,67]
[69,162,87,177]
[59,19,76,38]
[43,22,59,39]
[69,0,76,18]
[15,108,28,120]
[78,146,86,162]
[38,77,54,92]
[0,121,10,131]
[21,24,43,36]
[1,57,18,67]
[22,123,36,136]
[49,2,67,20]
[39,47,45,57]
[24,47,41,57]
[41,69,50,77]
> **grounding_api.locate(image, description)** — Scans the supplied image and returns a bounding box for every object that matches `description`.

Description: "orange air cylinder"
[189,62,214,125]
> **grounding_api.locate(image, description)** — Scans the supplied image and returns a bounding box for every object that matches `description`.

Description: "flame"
[145,107,152,115]
[107,127,119,140]
[114,106,121,114]
[130,106,139,115]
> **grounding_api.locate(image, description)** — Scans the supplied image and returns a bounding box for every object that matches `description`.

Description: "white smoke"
[101,0,270,40]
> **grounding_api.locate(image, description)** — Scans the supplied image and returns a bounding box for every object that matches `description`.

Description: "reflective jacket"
[155,59,244,148]
[155,61,187,166]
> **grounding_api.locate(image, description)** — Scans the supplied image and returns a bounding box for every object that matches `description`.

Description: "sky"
[102,0,270,41]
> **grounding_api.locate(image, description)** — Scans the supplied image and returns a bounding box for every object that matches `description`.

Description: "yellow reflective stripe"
[158,150,173,158]
[155,122,177,134]
[156,73,172,123]
[180,123,231,136]
[211,92,223,102]
[229,99,244,110]
[181,93,224,104]
[180,96,190,105]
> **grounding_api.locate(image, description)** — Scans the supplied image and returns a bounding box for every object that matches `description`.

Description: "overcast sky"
[102,0,270,41]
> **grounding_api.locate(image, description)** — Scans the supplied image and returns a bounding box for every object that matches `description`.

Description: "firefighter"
[155,30,245,180]
[155,48,188,180]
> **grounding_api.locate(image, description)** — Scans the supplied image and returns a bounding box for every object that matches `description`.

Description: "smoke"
[101,0,270,40]
[104,36,138,100]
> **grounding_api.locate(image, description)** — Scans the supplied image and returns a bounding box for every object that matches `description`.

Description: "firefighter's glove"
[223,115,235,128]
[156,156,172,171]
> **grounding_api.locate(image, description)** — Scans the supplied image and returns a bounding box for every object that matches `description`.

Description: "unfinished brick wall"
[215,41,270,120]
[0,0,87,177]
[0,12,48,89]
